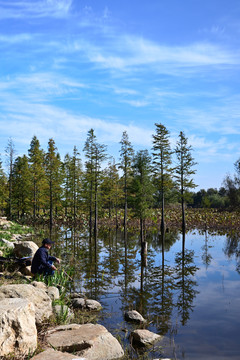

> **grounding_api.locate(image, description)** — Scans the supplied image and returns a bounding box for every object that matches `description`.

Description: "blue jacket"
[31,246,56,275]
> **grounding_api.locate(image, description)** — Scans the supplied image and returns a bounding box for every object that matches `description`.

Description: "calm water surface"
[54,228,240,359]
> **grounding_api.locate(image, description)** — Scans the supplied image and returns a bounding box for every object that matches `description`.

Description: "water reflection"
[201,231,213,269]
[174,232,199,326]
[49,225,240,359]
[224,232,240,273]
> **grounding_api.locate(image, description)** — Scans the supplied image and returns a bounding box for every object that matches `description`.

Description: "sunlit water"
[53,228,240,359]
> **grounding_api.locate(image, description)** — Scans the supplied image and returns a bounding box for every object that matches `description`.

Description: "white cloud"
[0,72,86,100]
[0,34,32,43]
[0,97,153,153]
[0,0,72,19]
[121,99,149,108]
[75,35,239,73]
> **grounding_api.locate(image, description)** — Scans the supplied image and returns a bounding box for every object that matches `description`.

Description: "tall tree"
[223,158,240,210]
[83,129,107,239]
[152,123,172,235]
[174,131,197,233]
[63,153,71,217]
[101,158,123,226]
[131,150,154,244]
[0,156,7,215]
[63,146,82,223]
[83,129,97,237]
[119,131,134,236]
[5,138,16,219]
[44,138,63,231]
[28,136,46,219]
[12,155,31,218]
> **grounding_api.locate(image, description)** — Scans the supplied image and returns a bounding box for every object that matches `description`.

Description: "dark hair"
[42,238,54,245]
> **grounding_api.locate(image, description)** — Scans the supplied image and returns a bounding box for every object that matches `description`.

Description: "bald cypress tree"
[132,150,154,244]
[28,136,46,219]
[175,131,197,233]
[45,138,63,230]
[5,138,16,219]
[119,131,134,236]
[0,156,7,215]
[12,155,31,218]
[83,129,107,239]
[152,123,172,235]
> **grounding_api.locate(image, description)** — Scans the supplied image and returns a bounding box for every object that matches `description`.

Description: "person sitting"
[31,238,60,276]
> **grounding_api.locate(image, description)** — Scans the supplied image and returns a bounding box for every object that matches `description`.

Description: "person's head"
[42,238,54,249]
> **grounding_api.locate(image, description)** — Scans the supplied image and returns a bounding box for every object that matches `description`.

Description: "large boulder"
[0,284,52,324]
[0,298,37,357]
[31,348,83,359]
[46,323,124,359]
[13,240,38,258]
[31,281,59,300]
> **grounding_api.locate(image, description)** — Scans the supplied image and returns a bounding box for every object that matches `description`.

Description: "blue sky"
[0,0,240,190]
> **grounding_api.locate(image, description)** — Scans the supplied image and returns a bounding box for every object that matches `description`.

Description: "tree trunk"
[49,179,53,232]
[161,192,165,235]
[182,196,186,233]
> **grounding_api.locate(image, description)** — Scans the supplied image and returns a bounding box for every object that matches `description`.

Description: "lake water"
[53,228,240,359]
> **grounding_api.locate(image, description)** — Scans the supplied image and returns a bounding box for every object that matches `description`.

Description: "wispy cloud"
[0,98,153,154]
[0,72,86,100]
[75,35,239,73]
[0,33,32,43]
[0,0,72,19]
[121,99,149,108]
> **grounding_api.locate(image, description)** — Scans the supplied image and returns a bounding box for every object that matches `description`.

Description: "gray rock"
[71,297,85,309]
[32,281,59,300]
[54,305,74,322]
[131,329,162,347]
[70,292,85,299]
[0,238,15,249]
[31,348,83,359]
[0,298,37,357]
[46,323,124,359]
[32,280,47,290]
[13,240,38,258]
[125,310,146,323]
[71,298,102,311]
[21,265,32,276]
[47,286,60,300]
[85,299,102,311]
[0,284,52,325]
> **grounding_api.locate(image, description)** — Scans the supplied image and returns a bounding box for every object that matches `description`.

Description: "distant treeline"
[0,124,239,230]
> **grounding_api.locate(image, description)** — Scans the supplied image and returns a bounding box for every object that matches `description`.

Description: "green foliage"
[119,131,134,227]
[12,155,32,218]
[63,146,82,220]
[4,125,240,226]
[44,138,64,226]
[28,136,47,218]
[0,243,14,257]
[0,156,7,214]
[33,268,74,295]
[174,131,197,196]
[131,150,155,221]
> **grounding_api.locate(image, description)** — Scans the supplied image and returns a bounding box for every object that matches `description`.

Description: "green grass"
[0,221,34,241]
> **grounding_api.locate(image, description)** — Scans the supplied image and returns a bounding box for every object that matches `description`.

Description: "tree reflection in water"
[54,226,201,357]
[174,231,199,326]
[224,231,240,273]
[201,230,213,269]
